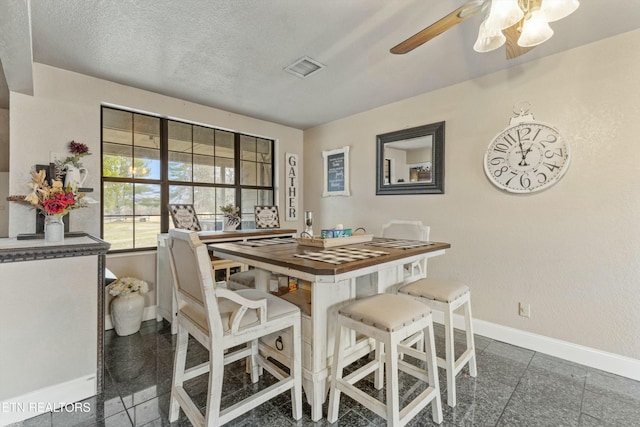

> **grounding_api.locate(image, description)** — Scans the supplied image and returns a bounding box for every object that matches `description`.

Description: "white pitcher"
[64,163,88,190]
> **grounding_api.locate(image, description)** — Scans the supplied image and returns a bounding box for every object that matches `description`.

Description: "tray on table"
[295,233,373,248]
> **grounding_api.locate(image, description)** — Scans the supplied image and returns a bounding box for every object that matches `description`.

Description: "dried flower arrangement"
[107,277,149,297]
[9,169,86,217]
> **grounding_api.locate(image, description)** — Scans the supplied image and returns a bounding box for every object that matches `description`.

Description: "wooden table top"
[209,238,450,277]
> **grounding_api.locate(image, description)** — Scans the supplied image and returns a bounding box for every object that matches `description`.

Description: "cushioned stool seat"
[399,278,476,408]
[401,279,469,303]
[227,270,256,290]
[328,293,442,426]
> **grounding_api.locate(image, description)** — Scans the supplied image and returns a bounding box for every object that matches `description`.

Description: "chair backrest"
[167,228,223,335]
[168,204,202,231]
[381,220,430,241]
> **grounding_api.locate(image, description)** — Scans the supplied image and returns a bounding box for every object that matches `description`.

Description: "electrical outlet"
[518,302,531,318]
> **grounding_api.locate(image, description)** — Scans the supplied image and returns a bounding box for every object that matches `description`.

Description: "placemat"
[236,238,298,247]
[366,239,436,249]
[293,247,389,265]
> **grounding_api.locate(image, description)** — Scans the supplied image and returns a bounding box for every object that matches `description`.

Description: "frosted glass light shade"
[518,10,554,47]
[540,0,579,22]
[487,0,524,30]
[473,19,506,52]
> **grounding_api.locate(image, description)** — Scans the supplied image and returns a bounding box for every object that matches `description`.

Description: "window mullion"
[160,118,169,233]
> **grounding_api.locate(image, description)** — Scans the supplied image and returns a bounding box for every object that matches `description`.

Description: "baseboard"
[432,311,640,382]
[0,374,96,426]
[104,305,157,331]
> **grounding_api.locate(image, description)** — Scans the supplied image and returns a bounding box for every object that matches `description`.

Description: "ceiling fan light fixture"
[518,9,554,47]
[487,0,524,30]
[539,0,579,22]
[473,19,506,52]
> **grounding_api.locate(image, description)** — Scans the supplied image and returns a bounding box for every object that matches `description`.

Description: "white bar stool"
[327,293,442,426]
[398,278,477,407]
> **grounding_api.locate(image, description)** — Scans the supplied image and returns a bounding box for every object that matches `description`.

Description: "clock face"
[484,121,570,193]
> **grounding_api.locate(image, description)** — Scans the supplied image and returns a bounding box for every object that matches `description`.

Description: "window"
[101,107,275,251]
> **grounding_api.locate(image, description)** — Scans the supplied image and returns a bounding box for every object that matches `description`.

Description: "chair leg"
[424,324,443,424]
[291,321,303,420]
[169,324,188,422]
[204,348,225,426]
[384,333,400,426]
[444,307,456,407]
[374,340,384,390]
[464,299,478,377]
[250,339,260,383]
[327,321,347,423]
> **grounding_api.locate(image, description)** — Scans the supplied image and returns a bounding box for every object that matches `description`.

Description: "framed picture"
[168,204,202,231]
[322,146,350,197]
[254,205,280,228]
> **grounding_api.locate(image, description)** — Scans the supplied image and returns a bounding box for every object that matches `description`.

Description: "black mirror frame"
[375,121,445,195]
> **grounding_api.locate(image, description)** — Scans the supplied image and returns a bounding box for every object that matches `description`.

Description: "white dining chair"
[166,229,303,426]
[356,220,431,299]
[382,220,430,282]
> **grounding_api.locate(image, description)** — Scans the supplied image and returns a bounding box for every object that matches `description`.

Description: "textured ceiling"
[1,0,640,128]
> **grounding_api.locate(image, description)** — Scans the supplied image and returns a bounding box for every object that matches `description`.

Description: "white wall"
[304,30,640,360]
[0,109,8,237]
[0,108,8,172]
[0,172,8,237]
[9,63,305,237]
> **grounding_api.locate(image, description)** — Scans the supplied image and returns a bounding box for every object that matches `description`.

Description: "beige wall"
[0,109,8,236]
[9,63,305,237]
[0,108,8,172]
[304,30,640,360]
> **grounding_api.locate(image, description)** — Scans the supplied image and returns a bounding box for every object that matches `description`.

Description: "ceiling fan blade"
[504,21,536,59]
[390,0,484,55]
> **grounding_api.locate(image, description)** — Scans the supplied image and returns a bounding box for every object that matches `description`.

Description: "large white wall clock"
[484,105,571,193]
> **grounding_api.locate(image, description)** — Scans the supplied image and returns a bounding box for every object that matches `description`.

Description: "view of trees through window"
[102,107,274,251]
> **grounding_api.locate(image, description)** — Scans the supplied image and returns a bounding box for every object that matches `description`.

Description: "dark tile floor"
[11,319,640,426]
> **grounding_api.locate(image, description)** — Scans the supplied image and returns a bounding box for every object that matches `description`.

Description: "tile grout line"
[492,348,536,426]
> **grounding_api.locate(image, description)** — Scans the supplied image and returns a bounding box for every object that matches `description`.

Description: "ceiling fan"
[390,0,580,60]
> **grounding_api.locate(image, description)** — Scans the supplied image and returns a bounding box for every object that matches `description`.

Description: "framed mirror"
[376,121,445,195]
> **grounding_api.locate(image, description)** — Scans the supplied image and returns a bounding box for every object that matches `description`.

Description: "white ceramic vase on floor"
[111,292,145,336]
[223,217,239,231]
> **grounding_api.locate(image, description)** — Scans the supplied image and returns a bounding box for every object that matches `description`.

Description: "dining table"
[209,235,450,421]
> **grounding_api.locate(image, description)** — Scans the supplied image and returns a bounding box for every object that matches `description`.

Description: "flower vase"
[111,292,145,336]
[44,215,65,243]
[223,218,239,231]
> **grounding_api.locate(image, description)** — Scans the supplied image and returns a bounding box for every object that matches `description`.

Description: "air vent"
[284,56,325,79]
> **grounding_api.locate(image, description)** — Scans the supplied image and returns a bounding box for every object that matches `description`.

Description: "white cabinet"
[0,235,110,425]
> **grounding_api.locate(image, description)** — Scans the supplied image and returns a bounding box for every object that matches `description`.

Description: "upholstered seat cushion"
[180,289,299,335]
[399,278,469,303]
[339,293,431,332]
[227,270,256,290]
